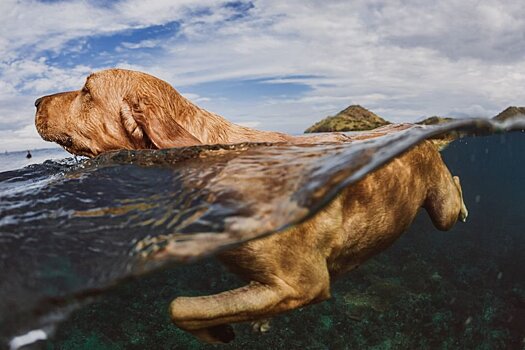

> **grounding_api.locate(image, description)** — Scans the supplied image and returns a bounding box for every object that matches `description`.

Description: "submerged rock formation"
[305,105,389,133]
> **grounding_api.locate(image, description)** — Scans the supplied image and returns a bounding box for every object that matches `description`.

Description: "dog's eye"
[81,86,90,94]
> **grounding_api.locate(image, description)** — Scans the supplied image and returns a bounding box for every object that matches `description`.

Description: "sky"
[1,0,524,151]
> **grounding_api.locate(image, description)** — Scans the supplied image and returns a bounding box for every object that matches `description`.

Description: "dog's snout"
[34,97,44,108]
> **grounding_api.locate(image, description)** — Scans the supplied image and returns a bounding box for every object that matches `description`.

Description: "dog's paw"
[453,176,468,222]
[251,319,271,333]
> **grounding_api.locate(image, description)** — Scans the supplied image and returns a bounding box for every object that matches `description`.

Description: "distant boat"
[26,151,32,159]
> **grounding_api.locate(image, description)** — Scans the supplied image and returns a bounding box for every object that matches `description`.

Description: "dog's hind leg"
[425,170,468,230]
[170,262,330,343]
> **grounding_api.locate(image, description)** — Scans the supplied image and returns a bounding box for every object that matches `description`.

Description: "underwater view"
[0,119,524,349]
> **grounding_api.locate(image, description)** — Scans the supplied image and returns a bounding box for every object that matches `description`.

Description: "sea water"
[0,148,70,173]
[0,120,523,349]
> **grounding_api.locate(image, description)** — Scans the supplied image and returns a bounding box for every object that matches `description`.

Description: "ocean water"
[0,148,71,173]
[0,119,524,349]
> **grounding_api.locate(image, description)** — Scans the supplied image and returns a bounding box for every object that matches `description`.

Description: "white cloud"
[119,39,162,50]
[180,92,211,103]
[131,0,524,127]
[365,0,525,62]
[450,104,494,119]
[0,124,50,152]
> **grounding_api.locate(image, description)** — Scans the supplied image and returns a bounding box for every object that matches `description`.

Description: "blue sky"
[1,0,524,151]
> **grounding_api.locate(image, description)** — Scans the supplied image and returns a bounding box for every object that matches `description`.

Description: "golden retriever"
[35,69,364,157]
[34,68,468,343]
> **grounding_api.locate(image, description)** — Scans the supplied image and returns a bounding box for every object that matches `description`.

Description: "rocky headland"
[305,105,525,133]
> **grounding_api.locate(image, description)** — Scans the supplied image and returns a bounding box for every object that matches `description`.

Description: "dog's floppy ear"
[120,97,201,149]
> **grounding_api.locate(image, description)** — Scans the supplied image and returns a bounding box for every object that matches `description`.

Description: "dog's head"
[35,68,201,157]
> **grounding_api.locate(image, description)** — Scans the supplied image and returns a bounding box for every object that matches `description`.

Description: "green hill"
[305,105,389,133]
[493,106,525,121]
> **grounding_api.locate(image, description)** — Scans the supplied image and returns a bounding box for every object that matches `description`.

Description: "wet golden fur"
[34,68,467,343]
[35,69,355,157]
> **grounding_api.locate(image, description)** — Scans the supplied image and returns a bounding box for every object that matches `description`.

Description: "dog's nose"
[34,97,44,108]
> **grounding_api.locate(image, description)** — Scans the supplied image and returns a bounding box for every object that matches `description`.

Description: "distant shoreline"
[2,147,64,154]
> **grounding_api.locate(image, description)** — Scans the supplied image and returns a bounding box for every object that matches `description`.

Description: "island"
[304,105,389,133]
